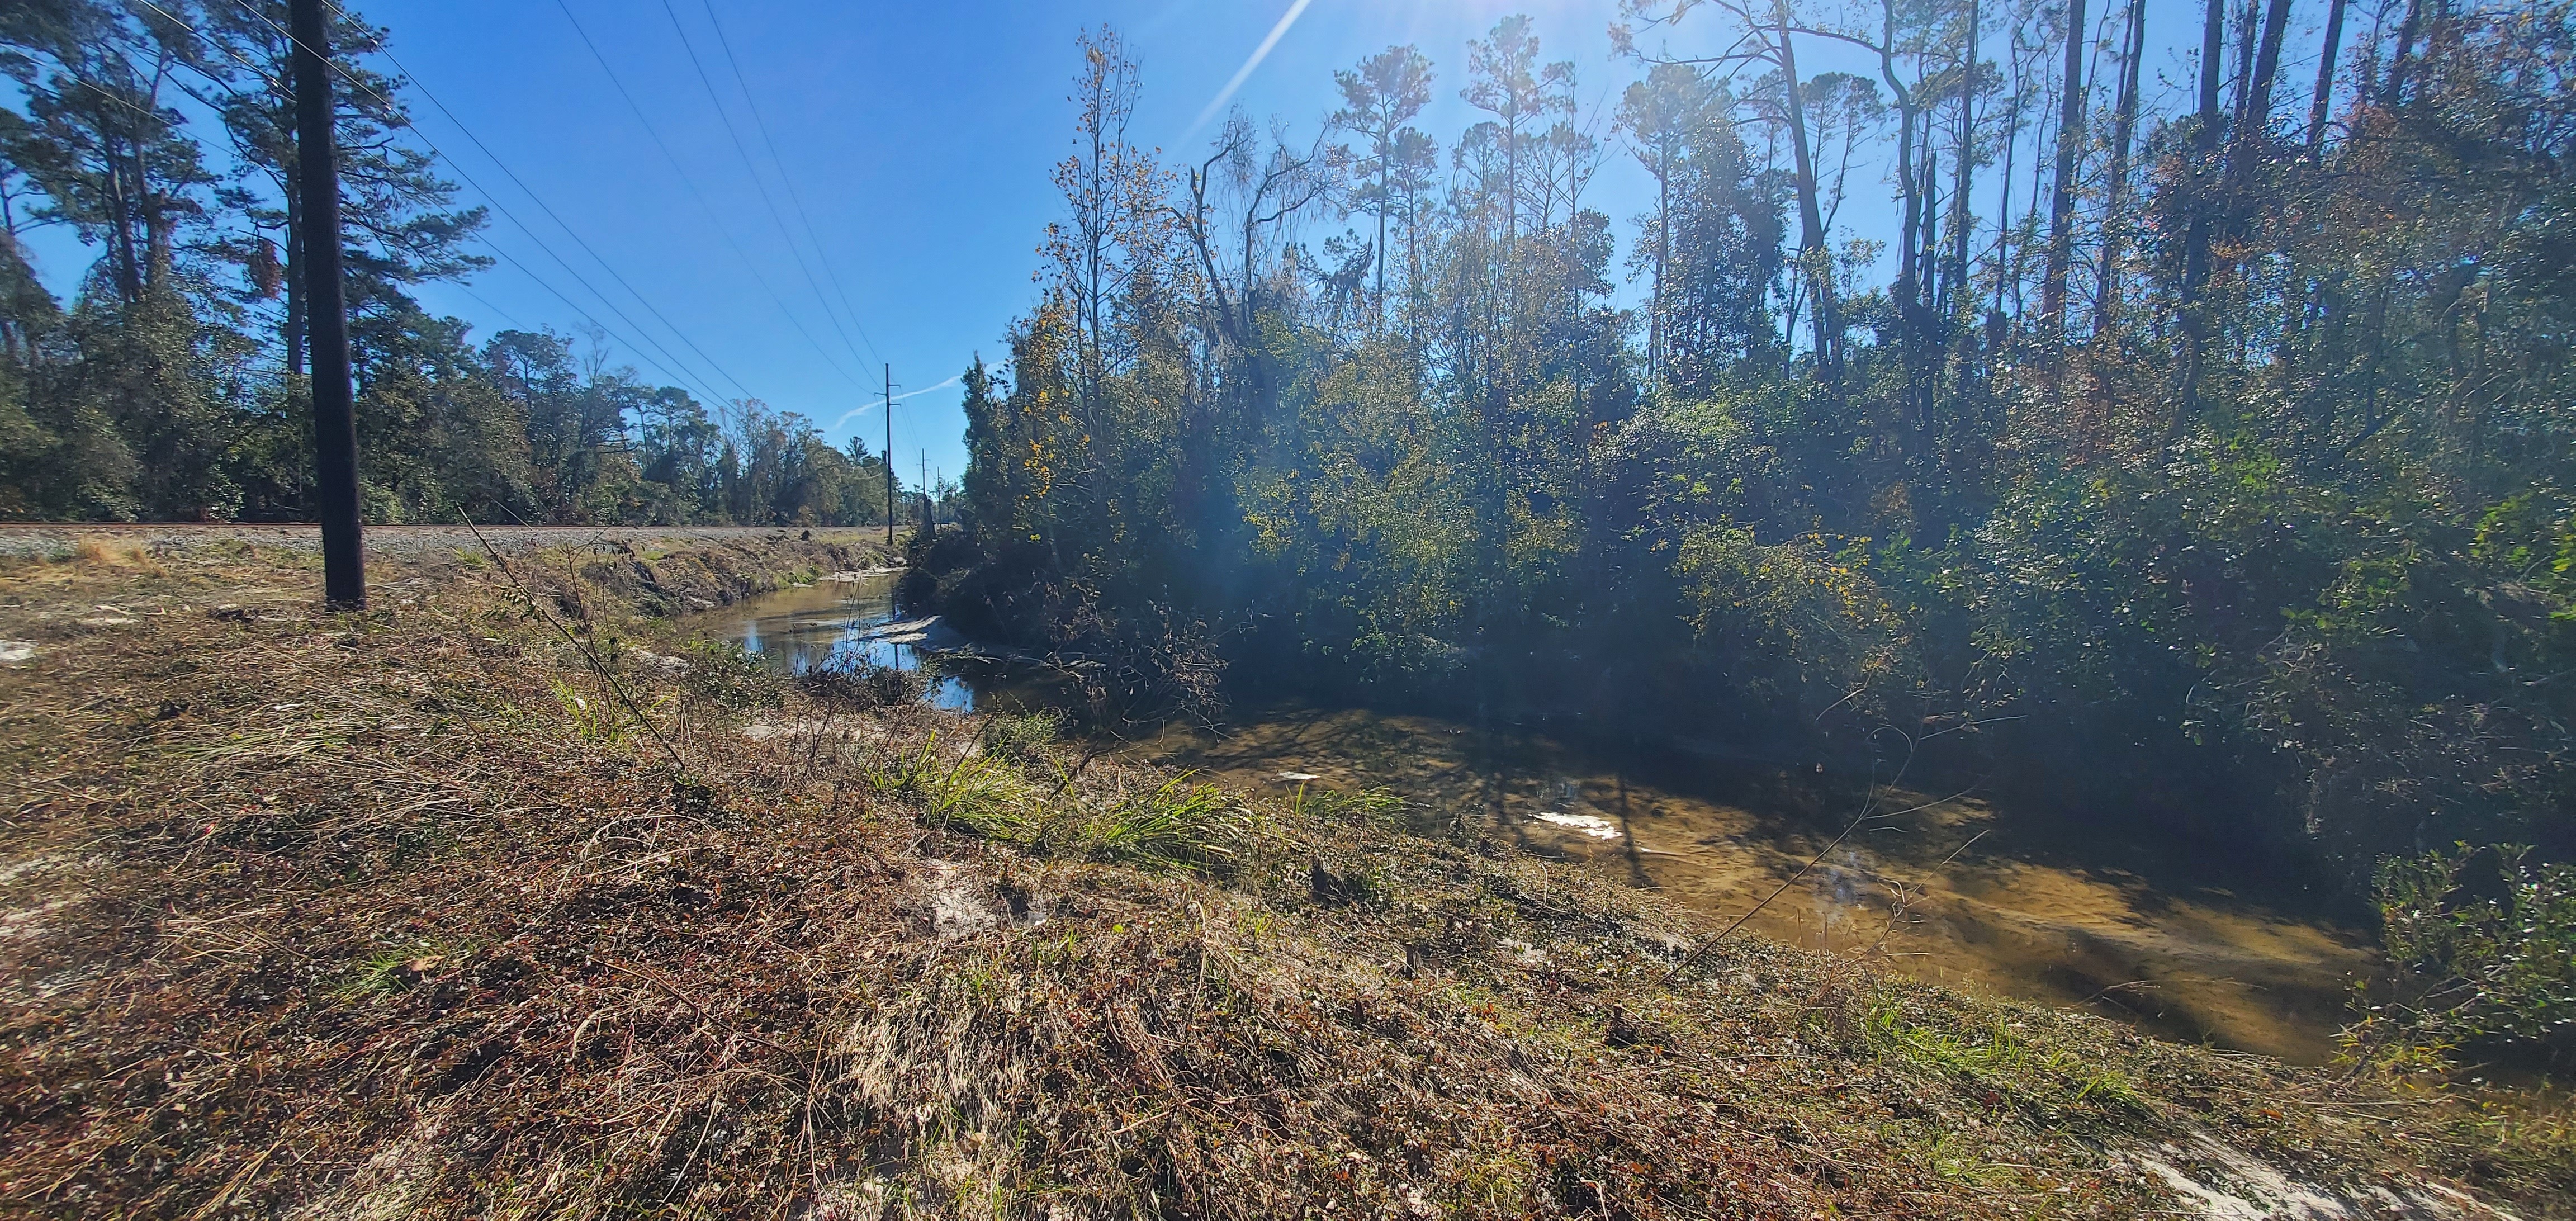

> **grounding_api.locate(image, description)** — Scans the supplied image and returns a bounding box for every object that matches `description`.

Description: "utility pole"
[292,0,365,609]
[883,363,894,547]
[919,451,929,532]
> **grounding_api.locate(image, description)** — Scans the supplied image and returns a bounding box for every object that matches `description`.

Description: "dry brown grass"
[0,537,2564,1219]
[65,534,163,574]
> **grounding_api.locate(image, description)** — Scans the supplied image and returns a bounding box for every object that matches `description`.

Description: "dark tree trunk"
[2223,0,2295,248]
[2039,0,2088,358]
[103,132,141,305]
[286,187,306,377]
[1944,0,1979,322]
[2177,0,2228,425]
[292,0,367,609]
[2384,0,2426,107]
[2306,0,2350,164]
[1777,26,1838,380]
[2094,0,2146,333]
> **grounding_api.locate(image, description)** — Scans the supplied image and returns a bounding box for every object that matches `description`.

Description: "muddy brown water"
[711,574,2375,1063]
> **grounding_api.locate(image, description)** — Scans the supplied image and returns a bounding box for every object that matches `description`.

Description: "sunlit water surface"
[713,575,975,711]
[707,574,2375,1063]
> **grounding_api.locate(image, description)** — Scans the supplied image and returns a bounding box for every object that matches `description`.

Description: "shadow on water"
[699,576,2377,1064]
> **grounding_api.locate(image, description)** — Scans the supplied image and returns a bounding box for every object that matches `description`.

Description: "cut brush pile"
[0,533,2568,1219]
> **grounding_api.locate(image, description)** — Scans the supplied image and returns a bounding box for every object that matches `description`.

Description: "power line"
[219,1,726,404]
[131,0,280,90]
[163,0,738,408]
[654,0,877,376]
[547,0,868,390]
[692,0,882,366]
[301,0,762,409]
[469,236,737,407]
[141,3,679,400]
[446,278,527,331]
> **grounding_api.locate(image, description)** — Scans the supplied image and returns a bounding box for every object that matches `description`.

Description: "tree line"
[938,0,2576,879]
[0,0,898,527]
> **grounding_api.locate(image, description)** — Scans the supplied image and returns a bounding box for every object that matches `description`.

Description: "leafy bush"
[860,736,1245,873]
[681,637,783,712]
[2346,845,2576,1072]
[1677,523,1921,725]
[796,661,930,710]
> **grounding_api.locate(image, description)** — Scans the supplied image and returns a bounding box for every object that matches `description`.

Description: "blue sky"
[365,0,1648,487]
[16,1,2312,487]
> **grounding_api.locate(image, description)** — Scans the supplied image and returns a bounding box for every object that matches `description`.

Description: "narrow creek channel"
[708,571,2377,1064]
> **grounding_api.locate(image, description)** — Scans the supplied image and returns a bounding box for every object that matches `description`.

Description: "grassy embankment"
[0,532,2568,1219]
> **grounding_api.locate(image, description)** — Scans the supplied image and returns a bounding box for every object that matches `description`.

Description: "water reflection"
[700,580,2376,1063]
[718,574,976,712]
[1130,704,2377,1064]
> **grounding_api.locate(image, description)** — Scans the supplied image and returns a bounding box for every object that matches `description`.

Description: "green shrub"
[860,734,1036,834]
[2346,845,2576,1071]
[681,637,783,712]
[797,661,929,709]
[983,710,1064,761]
[862,737,1244,873]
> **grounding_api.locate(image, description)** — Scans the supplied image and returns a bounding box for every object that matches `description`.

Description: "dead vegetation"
[0,535,2568,1219]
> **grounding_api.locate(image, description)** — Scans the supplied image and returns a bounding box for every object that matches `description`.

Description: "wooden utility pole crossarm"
[291,0,367,610]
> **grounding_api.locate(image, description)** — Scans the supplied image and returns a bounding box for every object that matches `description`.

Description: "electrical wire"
[653,0,877,375]
[131,0,280,91]
[148,0,739,408]
[547,0,868,390]
[693,0,883,366]
[288,0,761,406]
[445,278,527,332]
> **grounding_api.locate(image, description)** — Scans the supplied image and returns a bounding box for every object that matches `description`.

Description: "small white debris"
[925,860,1001,938]
[1529,811,1623,840]
[1275,772,1323,783]
[0,641,33,665]
[741,723,785,741]
[77,617,137,628]
[271,703,303,712]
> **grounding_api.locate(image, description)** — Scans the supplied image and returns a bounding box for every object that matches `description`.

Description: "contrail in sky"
[828,375,961,433]
[1185,0,1314,140]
